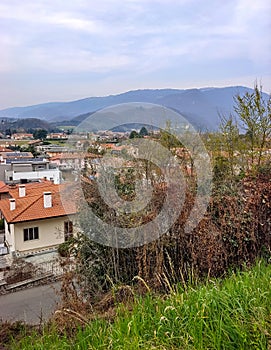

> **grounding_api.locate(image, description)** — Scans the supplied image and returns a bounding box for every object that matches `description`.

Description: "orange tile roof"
[0,181,77,223]
[0,181,9,194]
[0,147,12,152]
[51,152,101,160]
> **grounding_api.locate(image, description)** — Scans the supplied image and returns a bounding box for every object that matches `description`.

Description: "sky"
[0,0,270,109]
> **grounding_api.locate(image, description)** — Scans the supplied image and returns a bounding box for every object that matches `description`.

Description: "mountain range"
[0,86,268,130]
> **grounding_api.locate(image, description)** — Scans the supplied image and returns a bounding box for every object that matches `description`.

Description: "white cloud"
[20,48,133,73]
[0,0,270,108]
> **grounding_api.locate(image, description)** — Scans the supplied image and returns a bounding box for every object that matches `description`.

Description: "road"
[0,282,61,325]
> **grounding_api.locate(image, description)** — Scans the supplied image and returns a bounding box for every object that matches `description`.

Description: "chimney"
[43,192,52,208]
[9,198,16,211]
[19,185,26,197]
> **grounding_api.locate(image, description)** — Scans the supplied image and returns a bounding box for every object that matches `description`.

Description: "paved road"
[0,282,61,325]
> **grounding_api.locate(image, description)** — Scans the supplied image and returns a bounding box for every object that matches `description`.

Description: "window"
[24,227,39,241]
[64,221,73,241]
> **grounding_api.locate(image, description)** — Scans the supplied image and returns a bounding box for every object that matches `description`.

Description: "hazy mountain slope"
[0,86,268,130]
[0,89,181,121]
[156,89,219,129]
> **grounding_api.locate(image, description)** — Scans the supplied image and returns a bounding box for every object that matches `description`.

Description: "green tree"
[234,84,271,168]
[160,121,182,150]
[139,126,148,137]
[33,129,48,140]
[129,130,140,139]
[218,115,242,177]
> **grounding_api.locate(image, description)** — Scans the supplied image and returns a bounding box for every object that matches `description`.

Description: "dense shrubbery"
[70,170,270,300]
[62,85,271,300]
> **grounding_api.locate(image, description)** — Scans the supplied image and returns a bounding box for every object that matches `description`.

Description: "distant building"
[11,133,33,140]
[36,145,73,158]
[0,151,34,164]
[46,132,68,140]
[0,147,12,153]
[50,152,100,171]
[28,139,43,146]
[0,158,62,184]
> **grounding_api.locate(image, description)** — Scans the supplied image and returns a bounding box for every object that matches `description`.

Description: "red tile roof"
[0,147,12,152]
[50,152,101,161]
[0,181,9,194]
[0,181,77,223]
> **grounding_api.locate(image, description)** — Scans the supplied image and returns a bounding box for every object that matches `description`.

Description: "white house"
[0,181,77,256]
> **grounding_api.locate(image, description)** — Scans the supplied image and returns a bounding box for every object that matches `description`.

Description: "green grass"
[11,261,271,349]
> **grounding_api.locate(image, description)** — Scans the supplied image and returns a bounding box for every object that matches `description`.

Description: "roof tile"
[0,181,77,223]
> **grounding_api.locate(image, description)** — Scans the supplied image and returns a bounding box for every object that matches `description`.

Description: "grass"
[8,261,271,349]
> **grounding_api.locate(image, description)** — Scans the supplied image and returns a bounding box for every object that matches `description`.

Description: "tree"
[218,115,242,177]
[33,129,48,140]
[129,130,140,139]
[234,84,271,168]
[139,126,148,137]
[160,121,182,150]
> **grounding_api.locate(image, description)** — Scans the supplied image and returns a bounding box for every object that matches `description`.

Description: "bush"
[58,239,74,257]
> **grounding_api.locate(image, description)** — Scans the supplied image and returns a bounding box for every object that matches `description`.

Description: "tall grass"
[11,261,271,349]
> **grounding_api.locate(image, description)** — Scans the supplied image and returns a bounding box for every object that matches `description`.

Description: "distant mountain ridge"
[0,86,268,130]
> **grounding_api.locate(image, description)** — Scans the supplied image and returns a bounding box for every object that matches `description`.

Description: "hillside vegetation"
[5,261,271,349]
[1,84,271,349]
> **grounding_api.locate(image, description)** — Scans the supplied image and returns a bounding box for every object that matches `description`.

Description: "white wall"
[9,169,62,184]
[4,220,15,252]
[11,215,77,253]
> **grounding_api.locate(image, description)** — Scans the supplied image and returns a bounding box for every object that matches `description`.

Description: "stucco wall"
[12,215,76,253]
[6,169,62,184]
[4,221,15,251]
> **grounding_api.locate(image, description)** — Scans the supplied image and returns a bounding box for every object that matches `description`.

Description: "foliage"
[20,144,40,157]
[69,84,271,297]
[129,130,141,139]
[139,126,149,136]
[159,121,183,150]
[234,84,271,168]
[58,238,75,257]
[4,259,35,284]
[10,261,271,349]
[3,83,271,349]
[33,129,48,140]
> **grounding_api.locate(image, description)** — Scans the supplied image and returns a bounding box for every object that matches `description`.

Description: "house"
[11,133,34,140]
[36,145,73,158]
[0,158,62,184]
[46,132,68,140]
[0,181,77,256]
[0,151,34,164]
[0,147,12,153]
[50,152,100,171]
[5,160,62,184]
[28,139,43,146]
[50,152,85,170]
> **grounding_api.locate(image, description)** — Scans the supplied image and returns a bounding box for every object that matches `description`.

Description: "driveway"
[0,282,61,325]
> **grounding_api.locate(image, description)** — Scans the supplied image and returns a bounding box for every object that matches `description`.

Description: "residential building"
[46,132,68,140]
[0,181,77,256]
[0,151,33,164]
[0,158,63,184]
[11,133,33,140]
[50,152,100,171]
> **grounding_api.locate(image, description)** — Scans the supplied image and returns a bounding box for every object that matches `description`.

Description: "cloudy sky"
[0,0,270,109]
